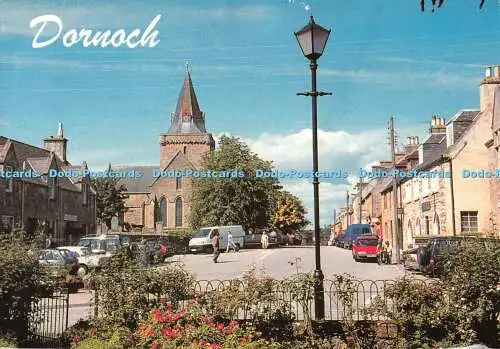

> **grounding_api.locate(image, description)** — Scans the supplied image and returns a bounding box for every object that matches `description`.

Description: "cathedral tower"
[159,68,215,169]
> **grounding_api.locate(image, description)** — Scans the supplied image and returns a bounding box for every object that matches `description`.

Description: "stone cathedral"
[116,69,215,231]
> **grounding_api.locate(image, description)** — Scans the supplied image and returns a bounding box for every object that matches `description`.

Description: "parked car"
[244,233,263,249]
[75,234,122,256]
[402,247,420,271]
[417,236,500,277]
[57,246,109,276]
[334,233,346,247]
[342,224,373,249]
[352,235,379,262]
[38,249,81,292]
[145,238,175,264]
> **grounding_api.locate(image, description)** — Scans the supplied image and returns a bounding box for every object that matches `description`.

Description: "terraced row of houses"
[335,65,500,250]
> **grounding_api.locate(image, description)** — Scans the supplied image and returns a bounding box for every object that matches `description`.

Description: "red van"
[352,235,379,262]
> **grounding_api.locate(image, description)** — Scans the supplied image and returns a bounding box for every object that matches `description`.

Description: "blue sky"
[1,0,499,224]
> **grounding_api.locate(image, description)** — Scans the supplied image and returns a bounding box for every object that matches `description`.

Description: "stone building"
[384,66,500,250]
[116,70,215,232]
[0,124,96,244]
[485,66,500,236]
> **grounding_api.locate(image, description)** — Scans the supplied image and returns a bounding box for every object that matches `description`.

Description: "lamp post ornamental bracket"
[297,91,333,97]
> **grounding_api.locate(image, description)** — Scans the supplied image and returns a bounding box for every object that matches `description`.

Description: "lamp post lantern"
[294,15,331,320]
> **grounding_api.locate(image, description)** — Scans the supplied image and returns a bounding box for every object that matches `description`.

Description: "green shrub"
[89,248,195,330]
[0,229,51,341]
[368,239,500,348]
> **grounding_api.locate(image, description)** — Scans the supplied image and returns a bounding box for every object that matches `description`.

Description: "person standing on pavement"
[261,230,269,249]
[212,230,221,263]
[226,231,238,253]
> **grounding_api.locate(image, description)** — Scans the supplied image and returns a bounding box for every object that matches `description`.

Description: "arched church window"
[415,218,422,236]
[176,176,182,189]
[175,197,183,227]
[159,197,167,227]
[433,213,440,235]
[407,219,413,245]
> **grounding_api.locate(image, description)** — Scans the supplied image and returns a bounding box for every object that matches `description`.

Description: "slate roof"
[447,109,480,144]
[113,165,157,193]
[168,72,207,134]
[0,136,83,191]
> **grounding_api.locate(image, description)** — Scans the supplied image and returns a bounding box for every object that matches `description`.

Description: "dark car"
[334,233,346,247]
[402,247,420,271]
[38,249,81,292]
[417,236,500,277]
[342,224,373,249]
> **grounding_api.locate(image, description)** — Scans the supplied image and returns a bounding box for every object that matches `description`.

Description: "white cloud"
[242,126,423,226]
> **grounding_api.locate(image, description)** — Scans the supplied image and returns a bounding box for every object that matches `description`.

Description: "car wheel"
[77,264,88,277]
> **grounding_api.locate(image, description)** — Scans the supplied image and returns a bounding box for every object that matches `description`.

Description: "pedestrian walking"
[226,231,238,253]
[212,230,221,263]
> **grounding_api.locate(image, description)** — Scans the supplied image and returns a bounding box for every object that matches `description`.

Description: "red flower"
[216,323,224,331]
[229,320,238,328]
[153,309,163,322]
[198,339,207,346]
[88,327,97,335]
[72,335,80,343]
[210,344,221,349]
[151,343,159,349]
[159,298,166,305]
[166,302,173,310]
[224,328,233,335]
[162,327,177,339]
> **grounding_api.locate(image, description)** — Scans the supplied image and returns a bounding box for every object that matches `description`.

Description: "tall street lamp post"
[294,15,331,320]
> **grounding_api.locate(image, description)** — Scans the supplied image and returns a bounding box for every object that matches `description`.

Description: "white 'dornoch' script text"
[29,14,161,49]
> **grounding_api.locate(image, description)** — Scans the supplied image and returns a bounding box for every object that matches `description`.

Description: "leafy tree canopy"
[188,135,280,232]
[272,190,309,235]
[91,176,128,229]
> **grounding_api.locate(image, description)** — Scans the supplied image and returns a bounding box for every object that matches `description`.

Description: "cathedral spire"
[167,67,206,134]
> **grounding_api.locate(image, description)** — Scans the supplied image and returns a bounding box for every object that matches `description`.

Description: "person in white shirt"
[261,231,269,249]
[226,231,238,253]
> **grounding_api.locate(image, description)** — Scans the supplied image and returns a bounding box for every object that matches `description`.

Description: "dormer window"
[83,183,88,205]
[49,176,56,200]
[5,166,13,193]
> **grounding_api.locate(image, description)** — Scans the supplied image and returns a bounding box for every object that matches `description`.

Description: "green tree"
[272,190,309,235]
[91,177,129,230]
[419,0,486,12]
[188,135,279,232]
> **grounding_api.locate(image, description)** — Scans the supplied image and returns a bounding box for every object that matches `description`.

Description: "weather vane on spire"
[185,61,191,73]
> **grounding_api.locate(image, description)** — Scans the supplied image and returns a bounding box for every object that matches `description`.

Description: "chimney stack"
[430,115,446,134]
[480,65,500,113]
[43,123,68,164]
[404,135,419,155]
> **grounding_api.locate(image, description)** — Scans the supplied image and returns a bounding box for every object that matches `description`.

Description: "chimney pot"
[415,136,419,144]
[407,137,411,145]
[494,66,500,78]
[486,66,492,78]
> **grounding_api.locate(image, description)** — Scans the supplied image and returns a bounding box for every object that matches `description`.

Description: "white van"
[189,225,245,253]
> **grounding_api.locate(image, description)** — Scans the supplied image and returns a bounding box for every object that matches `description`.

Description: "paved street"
[162,245,407,281]
[66,246,409,325]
